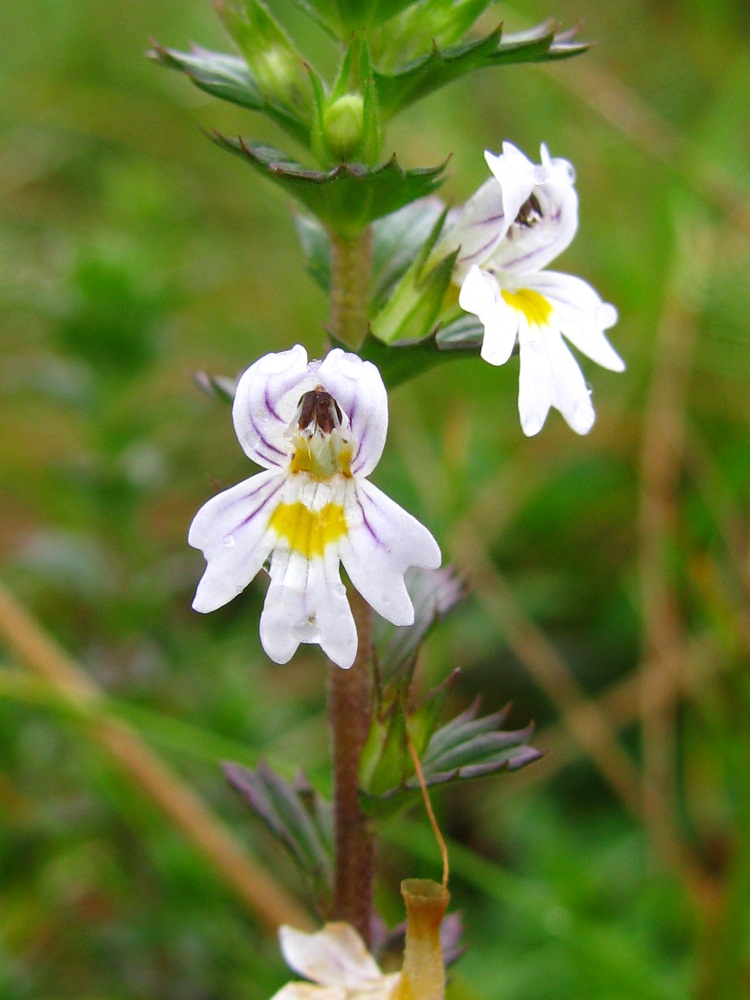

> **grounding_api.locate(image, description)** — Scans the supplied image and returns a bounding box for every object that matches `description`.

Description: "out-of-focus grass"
[1,0,750,997]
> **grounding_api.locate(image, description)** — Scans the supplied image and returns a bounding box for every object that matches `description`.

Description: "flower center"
[514,193,543,229]
[501,287,553,327]
[288,388,353,480]
[269,501,348,558]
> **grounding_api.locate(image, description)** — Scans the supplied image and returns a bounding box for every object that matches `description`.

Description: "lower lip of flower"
[501,287,553,327]
[269,500,348,558]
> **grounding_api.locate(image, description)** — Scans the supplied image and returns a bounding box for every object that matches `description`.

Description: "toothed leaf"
[375,20,590,119]
[210,137,448,237]
[359,700,541,817]
[224,760,333,898]
[149,44,311,149]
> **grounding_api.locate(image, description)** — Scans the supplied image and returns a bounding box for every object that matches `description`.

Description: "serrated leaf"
[359,700,541,818]
[375,20,589,119]
[210,137,448,237]
[224,760,333,897]
[149,43,311,149]
[370,0,495,69]
[373,567,463,692]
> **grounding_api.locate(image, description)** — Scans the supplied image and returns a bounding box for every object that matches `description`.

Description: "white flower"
[446,141,624,436]
[188,345,441,670]
[270,923,400,1000]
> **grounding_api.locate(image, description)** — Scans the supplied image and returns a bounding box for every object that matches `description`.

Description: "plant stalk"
[328,228,372,350]
[327,589,376,943]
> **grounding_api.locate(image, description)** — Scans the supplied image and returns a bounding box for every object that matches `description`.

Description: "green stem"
[326,221,375,941]
[328,228,372,350]
[327,590,375,943]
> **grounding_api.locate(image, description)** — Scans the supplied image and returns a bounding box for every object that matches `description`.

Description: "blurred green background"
[1,0,750,997]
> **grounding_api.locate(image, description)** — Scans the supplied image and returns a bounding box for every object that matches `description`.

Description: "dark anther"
[515,193,543,228]
[297,388,343,434]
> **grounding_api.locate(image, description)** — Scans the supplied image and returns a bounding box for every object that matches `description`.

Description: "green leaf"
[294,214,331,293]
[332,0,417,30]
[360,706,409,797]
[375,20,590,119]
[209,137,448,237]
[224,760,333,900]
[148,43,311,149]
[359,700,541,818]
[370,0,495,69]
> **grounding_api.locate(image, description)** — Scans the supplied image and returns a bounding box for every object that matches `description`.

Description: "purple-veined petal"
[442,177,508,281]
[189,469,283,612]
[317,349,388,477]
[232,345,317,468]
[341,480,441,626]
[484,142,578,275]
[458,266,518,366]
[517,319,595,436]
[279,925,384,991]
[529,271,625,371]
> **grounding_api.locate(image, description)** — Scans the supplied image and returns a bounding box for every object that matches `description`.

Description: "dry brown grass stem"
[0,579,312,933]
[637,220,715,878]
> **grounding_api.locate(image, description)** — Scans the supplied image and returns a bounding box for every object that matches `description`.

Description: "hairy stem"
[328,228,372,350]
[327,590,376,943]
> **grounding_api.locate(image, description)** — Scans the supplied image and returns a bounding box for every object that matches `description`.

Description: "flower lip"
[190,346,441,669]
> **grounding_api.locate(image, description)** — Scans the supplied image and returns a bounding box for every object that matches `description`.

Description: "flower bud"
[323,94,365,161]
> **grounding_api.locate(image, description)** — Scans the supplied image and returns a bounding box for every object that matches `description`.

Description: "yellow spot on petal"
[501,287,553,327]
[269,501,348,558]
[290,438,352,480]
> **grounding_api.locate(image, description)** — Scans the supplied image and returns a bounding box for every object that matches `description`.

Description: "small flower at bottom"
[188,345,441,670]
[271,923,400,1000]
[442,141,624,436]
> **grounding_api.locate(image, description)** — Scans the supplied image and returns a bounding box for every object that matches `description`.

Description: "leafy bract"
[224,760,333,902]
[360,700,542,818]
[375,20,590,119]
[210,137,448,237]
[148,44,311,149]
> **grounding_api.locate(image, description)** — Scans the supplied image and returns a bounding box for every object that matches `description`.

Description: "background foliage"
[2,0,750,997]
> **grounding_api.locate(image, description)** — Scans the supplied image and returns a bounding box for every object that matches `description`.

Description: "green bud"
[323,94,364,161]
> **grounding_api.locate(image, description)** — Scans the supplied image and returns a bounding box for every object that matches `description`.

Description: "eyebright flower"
[447,141,624,436]
[188,345,441,670]
[270,923,400,1000]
